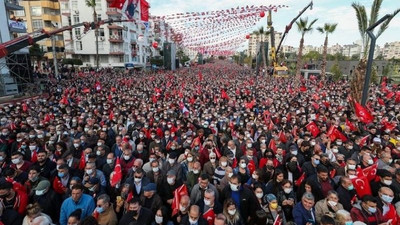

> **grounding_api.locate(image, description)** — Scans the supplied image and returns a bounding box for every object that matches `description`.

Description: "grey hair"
[205,189,215,197]
[336,209,351,222]
[302,192,315,201]
[97,194,111,204]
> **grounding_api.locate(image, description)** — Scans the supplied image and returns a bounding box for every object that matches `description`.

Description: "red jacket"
[350,204,384,225]
[383,204,399,225]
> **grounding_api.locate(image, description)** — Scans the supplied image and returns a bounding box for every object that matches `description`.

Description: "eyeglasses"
[210,157,216,159]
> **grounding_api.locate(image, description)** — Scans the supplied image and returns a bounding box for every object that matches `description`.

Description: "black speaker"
[163,43,172,70]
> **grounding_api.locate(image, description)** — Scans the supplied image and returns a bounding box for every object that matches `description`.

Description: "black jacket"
[220,185,257,222]
[119,207,153,225]
[180,215,207,225]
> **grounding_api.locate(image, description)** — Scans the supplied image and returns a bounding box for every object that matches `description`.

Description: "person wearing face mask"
[0,181,28,216]
[216,166,233,193]
[376,187,398,224]
[180,205,207,225]
[265,169,285,196]
[233,157,250,184]
[94,194,118,225]
[159,170,183,206]
[336,177,357,212]
[190,174,219,204]
[139,183,163,215]
[126,168,150,197]
[152,206,174,225]
[222,198,244,225]
[197,189,223,224]
[301,154,321,178]
[377,152,393,170]
[350,146,372,166]
[32,180,62,222]
[350,195,384,224]
[370,170,394,197]
[213,156,228,185]
[82,162,107,189]
[284,145,305,167]
[262,194,286,225]
[120,147,135,177]
[186,161,202,192]
[118,197,153,225]
[221,174,256,223]
[203,152,218,178]
[24,166,47,196]
[314,190,344,222]
[277,180,296,221]
[10,151,32,173]
[84,177,105,201]
[162,152,183,182]
[171,195,191,224]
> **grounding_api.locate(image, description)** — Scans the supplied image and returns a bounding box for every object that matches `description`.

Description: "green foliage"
[29,44,44,58]
[150,58,163,66]
[303,51,321,62]
[371,65,378,84]
[296,17,318,37]
[62,58,83,66]
[218,56,226,60]
[330,61,343,81]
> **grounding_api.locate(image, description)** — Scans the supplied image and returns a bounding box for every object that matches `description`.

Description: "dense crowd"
[0,61,399,225]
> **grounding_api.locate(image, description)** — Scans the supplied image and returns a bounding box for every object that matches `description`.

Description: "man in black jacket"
[119,197,153,225]
[306,165,335,202]
[336,176,357,211]
[220,174,256,223]
[180,205,207,225]
[31,179,62,222]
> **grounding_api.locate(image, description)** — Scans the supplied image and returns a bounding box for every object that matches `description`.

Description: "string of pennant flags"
[150,4,289,56]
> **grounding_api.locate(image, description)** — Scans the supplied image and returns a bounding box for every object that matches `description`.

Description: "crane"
[0,18,134,59]
[268,1,313,77]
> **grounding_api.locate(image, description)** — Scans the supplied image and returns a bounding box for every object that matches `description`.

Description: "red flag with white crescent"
[171,184,188,216]
[110,157,122,187]
[351,175,372,198]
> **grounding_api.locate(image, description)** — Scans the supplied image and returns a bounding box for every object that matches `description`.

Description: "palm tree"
[317,23,338,80]
[350,0,399,103]
[258,27,270,69]
[86,0,99,69]
[295,17,318,81]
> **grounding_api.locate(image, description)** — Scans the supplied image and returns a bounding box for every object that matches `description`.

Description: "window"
[72,0,78,10]
[95,0,102,11]
[67,16,71,26]
[31,6,42,16]
[73,15,79,24]
[99,28,104,37]
[14,10,25,16]
[119,55,124,63]
[75,28,81,38]
[97,14,101,22]
[76,41,82,50]
[32,19,43,30]
[61,2,69,10]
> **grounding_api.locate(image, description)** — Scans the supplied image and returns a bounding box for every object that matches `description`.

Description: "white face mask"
[348,174,357,179]
[167,177,175,185]
[240,163,247,169]
[284,188,292,194]
[210,158,216,163]
[106,159,113,164]
[179,205,186,212]
[328,200,337,207]
[246,143,252,148]
[29,145,36,150]
[152,167,159,173]
[228,209,236,215]
[12,158,21,164]
[73,143,80,148]
[252,174,259,180]
[187,157,193,162]
[155,215,163,224]
[383,180,393,186]
[204,199,211,206]
[228,172,233,178]
[193,169,199,174]
[367,159,374,165]
[168,158,175,164]
[230,183,239,191]
[96,151,102,156]
[347,164,356,170]
[123,155,130,160]
[256,192,263,199]
[35,189,45,196]
[189,218,198,225]
[332,148,339,153]
[221,162,227,167]
[86,169,93,175]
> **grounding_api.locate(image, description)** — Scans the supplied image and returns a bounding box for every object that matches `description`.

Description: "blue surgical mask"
[345,222,353,225]
[313,159,320,165]
[58,172,65,178]
[96,206,104,214]
[368,206,377,214]
[347,185,354,191]
[381,194,394,203]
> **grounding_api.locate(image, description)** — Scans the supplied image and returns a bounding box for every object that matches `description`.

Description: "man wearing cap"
[159,170,183,206]
[162,152,183,181]
[140,183,163,215]
[84,177,105,201]
[32,179,62,222]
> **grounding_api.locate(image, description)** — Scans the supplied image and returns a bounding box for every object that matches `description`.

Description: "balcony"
[106,8,122,16]
[109,36,123,43]
[41,1,60,9]
[5,0,23,10]
[44,40,64,47]
[107,23,123,30]
[110,48,124,55]
[61,9,71,16]
[43,14,61,22]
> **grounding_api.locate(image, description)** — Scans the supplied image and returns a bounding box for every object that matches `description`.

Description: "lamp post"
[361,14,392,106]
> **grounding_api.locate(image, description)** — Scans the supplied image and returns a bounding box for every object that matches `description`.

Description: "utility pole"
[52,35,59,78]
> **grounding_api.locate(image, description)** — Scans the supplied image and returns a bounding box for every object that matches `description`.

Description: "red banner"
[140,0,149,22]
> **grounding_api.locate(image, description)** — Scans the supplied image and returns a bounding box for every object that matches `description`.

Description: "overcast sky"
[148,0,400,49]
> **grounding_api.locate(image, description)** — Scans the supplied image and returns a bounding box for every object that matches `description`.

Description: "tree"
[86,0,99,69]
[62,58,83,66]
[330,61,343,81]
[295,17,318,81]
[252,27,269,69]
[29,44,44,69]
[303,51,321,62]
[350,0,400,104]
[317,23,338,80]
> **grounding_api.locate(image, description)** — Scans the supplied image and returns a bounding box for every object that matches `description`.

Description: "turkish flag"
[203,208,215,225]
[330,169,336,178]
[248,160,256,175]
[60,96,68,105]
[82,88,90,93]
[221,89,229,100]
[273,214,282,225]
[306,121,320,138]
[109,0,125,10]
[78,151,86,170]
[345,119,357,131]
[359,135,369,147]
[22,102,28,112]
[171,184,188,216]
[387,91,395,99]
[311,102,319,110]
[355,102,374,124]
[295,172,305,187]
[395,91,400,103]
[279,131,287,143]
[362,163,378,182]
[268,139,277,153]
[110,158,122,187]
[299,86,307,92]
[378,98,385,106]
[198,71,203,81]
[327,126,347,142]
[109,111,114,121]
[351,175,372,198]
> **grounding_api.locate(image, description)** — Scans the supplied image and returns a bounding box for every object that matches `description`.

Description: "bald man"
[180,205,207,225]
[172,195,190,224]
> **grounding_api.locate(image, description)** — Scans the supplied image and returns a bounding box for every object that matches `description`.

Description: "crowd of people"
[0,61,399,225]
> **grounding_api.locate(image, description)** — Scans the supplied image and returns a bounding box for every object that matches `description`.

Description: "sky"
[147,0,400,50]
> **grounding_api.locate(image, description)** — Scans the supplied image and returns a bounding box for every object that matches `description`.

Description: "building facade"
[59,0,151,68]
[247,30,282,57]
